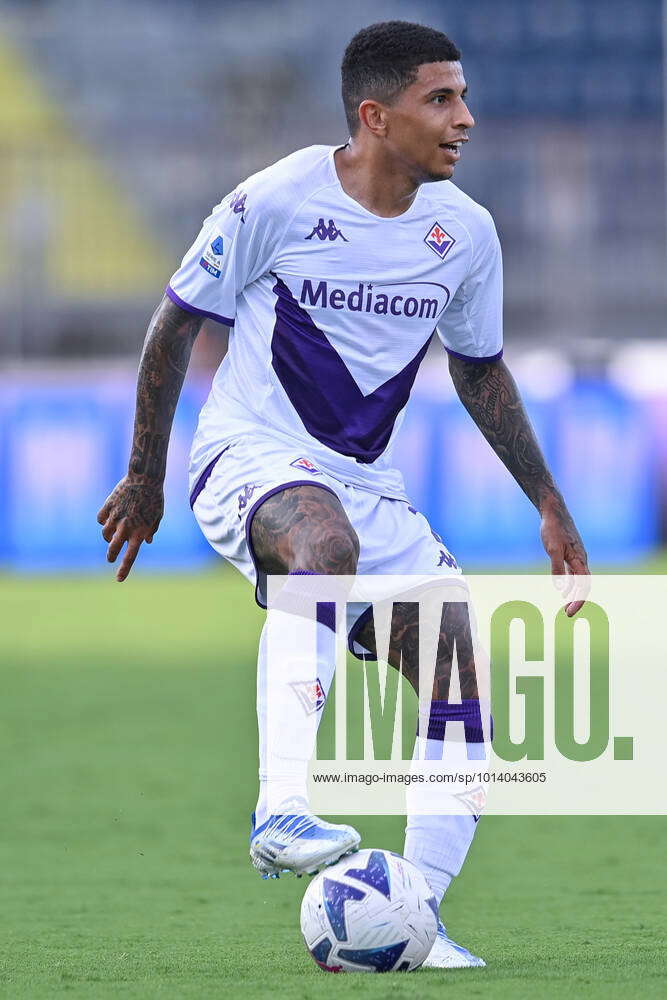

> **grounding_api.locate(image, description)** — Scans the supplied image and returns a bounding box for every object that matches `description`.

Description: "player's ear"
[358,99,388,137]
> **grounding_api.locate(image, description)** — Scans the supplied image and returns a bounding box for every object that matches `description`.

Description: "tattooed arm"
[97,296,203,581]
[448,355,588,614]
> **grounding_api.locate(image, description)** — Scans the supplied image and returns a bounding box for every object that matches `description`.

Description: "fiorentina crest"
[290,457,320,474]
[290,678,327,714]
[453,784,487,821]
[424,221,456,260]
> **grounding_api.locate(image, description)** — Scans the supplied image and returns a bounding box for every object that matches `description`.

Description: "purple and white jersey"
[168,145,503,501]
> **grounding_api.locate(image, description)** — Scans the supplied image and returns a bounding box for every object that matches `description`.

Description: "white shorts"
[191,434,462,658]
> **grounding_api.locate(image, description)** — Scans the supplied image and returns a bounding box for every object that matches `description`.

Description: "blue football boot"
[249,798,361,878]
[421,921,486,969]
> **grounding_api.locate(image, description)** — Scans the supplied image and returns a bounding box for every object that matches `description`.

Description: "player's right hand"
[97,476,164,582]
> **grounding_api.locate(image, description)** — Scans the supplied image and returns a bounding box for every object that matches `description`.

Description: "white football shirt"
[168,145,503,501]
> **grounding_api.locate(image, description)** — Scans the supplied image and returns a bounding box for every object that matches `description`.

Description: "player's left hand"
[539,501,590,617]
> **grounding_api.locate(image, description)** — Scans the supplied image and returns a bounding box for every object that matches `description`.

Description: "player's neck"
[334,142,419,219]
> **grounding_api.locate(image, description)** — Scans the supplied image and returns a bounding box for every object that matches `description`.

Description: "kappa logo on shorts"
[237,483,258,518]
[424,221,456,260]
[290,678,326,714]
[438,548,458,569]
[432,528,458,569]
[290,457,320,474]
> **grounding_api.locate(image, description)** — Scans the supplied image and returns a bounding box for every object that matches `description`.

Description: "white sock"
[403,737,480,905]
[404,699,490,907]
[255,612,337,828]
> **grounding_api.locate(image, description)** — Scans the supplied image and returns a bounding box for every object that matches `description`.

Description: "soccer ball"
[300,849,438,973]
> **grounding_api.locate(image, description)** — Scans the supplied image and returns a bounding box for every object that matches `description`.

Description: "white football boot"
[249,799,361,878]
[421,921,486,969]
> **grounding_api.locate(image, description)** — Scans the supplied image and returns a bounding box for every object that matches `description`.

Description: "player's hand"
[539,500,590,617]
[97,476,164,582]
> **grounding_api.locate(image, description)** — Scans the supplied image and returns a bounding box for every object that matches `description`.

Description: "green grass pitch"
[1,567,665,998]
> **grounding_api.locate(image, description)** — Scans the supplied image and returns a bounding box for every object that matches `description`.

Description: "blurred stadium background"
[0,0,665,570]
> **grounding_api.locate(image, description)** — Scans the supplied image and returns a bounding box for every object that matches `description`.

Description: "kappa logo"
[290,678,326,714]
[432,528,458,569]
[424,221,456,260]
[290,457,320,474]
[437,548,458,569]
[229,191,247,222]
[305,218,349,242]
[237,483,258,518]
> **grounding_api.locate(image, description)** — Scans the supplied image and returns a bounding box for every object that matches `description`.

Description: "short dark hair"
[341,21,461,135]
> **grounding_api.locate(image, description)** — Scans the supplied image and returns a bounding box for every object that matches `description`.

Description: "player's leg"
[349,501,488,967]
[252,483,357,822]
[353,599,487,966]
[353,597,487,890]
[249,484,361,876]
[250,482,359,575]
[191,441,363,876]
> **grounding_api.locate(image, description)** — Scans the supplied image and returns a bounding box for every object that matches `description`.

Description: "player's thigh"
[191,438,359,589]
[250,483,359,575]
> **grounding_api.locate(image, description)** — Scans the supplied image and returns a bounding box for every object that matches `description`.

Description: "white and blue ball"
[300,848,438,973]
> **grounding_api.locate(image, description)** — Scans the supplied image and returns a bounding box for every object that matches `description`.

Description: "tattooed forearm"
[127,296,203,482]
[448,355,560,513]
[448,354,588,584]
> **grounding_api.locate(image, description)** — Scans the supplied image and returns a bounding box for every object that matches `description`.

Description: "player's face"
[384,62,474,182]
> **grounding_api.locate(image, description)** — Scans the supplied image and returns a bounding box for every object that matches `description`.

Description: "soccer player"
[98,21,588,968]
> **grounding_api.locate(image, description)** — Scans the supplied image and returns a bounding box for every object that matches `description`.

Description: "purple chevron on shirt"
[270,274,432,464]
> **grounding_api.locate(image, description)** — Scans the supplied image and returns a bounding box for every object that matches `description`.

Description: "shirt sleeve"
[436,208,503,363]
[166,181,282,327]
